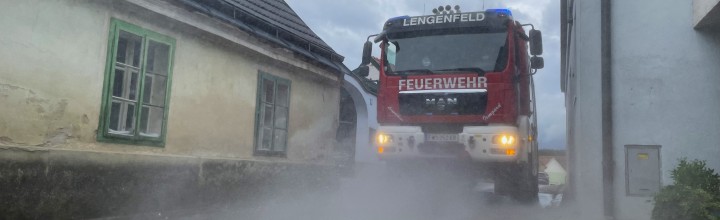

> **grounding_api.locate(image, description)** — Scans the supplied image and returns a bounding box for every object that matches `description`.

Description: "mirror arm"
[521,23,535,30]
[517,30,530,41]
[373,31,386,43]
[367,34,379,42]
[360,34,379,67]
[519,24,535,40]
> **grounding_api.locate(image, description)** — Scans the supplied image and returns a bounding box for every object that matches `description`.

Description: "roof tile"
[223,0,335,52]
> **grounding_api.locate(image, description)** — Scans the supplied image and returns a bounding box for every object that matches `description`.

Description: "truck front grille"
[398,91,487,116]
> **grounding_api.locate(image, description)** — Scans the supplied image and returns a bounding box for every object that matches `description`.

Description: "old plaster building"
[0,0,352,218]
[561,0,720,219]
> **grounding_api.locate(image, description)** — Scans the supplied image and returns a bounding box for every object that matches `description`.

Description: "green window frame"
[97,18,176,147]
[254,72,291,156]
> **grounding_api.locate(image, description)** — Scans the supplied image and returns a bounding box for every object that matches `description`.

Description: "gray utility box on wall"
[625,145,661,196]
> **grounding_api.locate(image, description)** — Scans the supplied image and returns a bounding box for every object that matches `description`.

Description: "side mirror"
[355,66,370,77]
[530,56,544,69]
[360,41,373,66]
[529,29,543,56]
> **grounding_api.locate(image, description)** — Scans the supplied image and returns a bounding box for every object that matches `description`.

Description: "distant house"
[539,154,567,171]
[543,158,567,185]
[539,150,567,186]
[368,57,383,81]
[0,0,351,217]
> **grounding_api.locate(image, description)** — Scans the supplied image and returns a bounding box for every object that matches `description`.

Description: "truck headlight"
[377,133,393,145]
[492,134,516,146]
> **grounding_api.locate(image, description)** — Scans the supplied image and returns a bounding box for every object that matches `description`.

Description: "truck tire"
[512,162,538,204]
[494,162,538,204]
[494,164,515,196]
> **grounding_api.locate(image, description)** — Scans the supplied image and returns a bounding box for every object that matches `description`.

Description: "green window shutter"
[97,18,176,147]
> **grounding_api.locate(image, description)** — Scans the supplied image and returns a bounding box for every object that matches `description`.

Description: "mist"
[181,162,572,220]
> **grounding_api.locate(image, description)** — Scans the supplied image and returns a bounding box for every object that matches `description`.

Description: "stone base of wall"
[0,146,341,219]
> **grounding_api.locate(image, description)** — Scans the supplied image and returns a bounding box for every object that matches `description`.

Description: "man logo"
[425,97,457,110]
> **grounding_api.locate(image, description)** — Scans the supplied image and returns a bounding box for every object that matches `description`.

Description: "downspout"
[559,0,573,203]
[601,0,615,219]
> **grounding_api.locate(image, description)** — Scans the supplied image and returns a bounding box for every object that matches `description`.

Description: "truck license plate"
[425,134,459,142]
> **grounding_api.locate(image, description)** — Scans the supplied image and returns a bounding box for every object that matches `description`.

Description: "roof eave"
[179,0,346,75]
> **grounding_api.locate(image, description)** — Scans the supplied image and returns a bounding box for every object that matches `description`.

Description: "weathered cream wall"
[0,0,341,162]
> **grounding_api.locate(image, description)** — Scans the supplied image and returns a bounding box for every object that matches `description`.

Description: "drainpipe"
[600,0,615,219]
[559,0,572,204]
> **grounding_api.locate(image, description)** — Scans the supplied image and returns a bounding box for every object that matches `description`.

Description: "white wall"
[343,74,379,163]
[612,0,720,219]
[567,0,720,219]
[564,0,606,219]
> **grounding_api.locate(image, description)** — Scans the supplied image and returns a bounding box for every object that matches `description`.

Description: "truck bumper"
[374,125,520,163]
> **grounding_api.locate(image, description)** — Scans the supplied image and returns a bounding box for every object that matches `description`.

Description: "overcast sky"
[286,0,566,149]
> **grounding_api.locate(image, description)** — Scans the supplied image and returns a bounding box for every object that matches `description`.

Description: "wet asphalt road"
[178,163,571,220]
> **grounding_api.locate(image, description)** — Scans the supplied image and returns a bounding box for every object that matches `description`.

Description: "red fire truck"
[359,6,544,202]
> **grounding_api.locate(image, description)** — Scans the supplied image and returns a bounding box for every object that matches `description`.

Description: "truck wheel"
[494,164,516,196]
[512,162,539,204]
[494,162,538,204]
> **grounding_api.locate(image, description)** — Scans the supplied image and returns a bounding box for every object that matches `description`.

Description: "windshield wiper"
[394,69,434,75]
[437,67,486,75]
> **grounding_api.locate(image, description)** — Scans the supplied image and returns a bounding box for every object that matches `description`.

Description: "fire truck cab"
[360,6,544,202]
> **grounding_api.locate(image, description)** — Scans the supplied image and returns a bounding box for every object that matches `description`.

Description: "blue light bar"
[384,15,410,29]
[486,8,513,17]
[387,15,410,22]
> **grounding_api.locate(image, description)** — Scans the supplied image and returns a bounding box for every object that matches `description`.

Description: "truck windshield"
[385,32,508,75]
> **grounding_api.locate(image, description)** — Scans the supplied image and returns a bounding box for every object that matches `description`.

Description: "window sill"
[97,135,165,147]
[253,150,287,157]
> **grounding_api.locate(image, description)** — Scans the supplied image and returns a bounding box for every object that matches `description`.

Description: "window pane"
[109,101,121,131]
[129,71,138,100]
[260,128,273,150]
[143,76,152,102]
[124,103,136,133]
[111,69,138,100]
[116,35,127,65]
[142,75,167,106]
[277,84,289,107]
[112,69,125,98]
[109,101,135,135]
[274,106,288,129]
[386,42,397,66]
[263,104,273,127]
[140,105,164,138]
[146,41,170,75]
[263,79,274,103]
[116,31,143,67]
[273,129,287,152]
